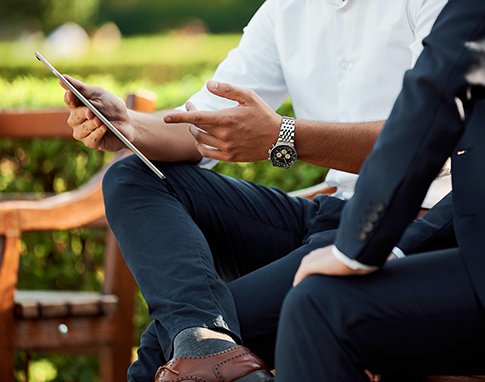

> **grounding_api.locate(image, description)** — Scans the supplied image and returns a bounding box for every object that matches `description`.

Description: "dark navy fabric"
[102,157,345,380]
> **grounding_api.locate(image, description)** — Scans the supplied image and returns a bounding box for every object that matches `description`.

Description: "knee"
[103,155,142,202]
[280,275,352,330]
[102,155,174,210]
[281,276,328,324]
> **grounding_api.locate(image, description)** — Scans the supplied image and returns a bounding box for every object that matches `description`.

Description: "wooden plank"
[15,290,118,319]
[14,316,118,350]
[0,110,72,139]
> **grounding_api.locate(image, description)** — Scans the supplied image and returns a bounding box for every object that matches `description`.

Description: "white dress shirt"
[181,0,449,208]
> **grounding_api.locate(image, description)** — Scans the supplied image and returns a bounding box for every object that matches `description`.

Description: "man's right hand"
[62,75,134,151]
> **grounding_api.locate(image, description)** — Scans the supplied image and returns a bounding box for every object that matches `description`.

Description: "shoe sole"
[234,370,275,382]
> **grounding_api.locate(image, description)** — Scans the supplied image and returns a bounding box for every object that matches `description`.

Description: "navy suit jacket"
[334,0,485,305]
[397,192,456,255]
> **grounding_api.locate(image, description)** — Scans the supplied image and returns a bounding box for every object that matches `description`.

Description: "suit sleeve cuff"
[392,247,406,259]
[331,246,379,271]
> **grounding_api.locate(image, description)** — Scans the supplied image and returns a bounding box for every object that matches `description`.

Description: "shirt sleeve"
[407,0,448,66]
[391,247,406,258]
[178,0,288,113]
[331,245,379,271]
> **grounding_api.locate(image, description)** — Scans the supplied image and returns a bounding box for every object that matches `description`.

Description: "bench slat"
[14,290,118,319]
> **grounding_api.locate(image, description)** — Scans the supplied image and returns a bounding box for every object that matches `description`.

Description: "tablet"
[35,51,166,180]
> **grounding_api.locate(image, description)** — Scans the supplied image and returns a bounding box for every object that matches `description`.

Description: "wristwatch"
[268,116,297,168]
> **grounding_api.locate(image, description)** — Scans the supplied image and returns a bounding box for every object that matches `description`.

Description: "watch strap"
[277,116,296,145]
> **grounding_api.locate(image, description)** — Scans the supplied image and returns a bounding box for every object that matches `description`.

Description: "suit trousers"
[101,155,346,381]
[275,249,485,382]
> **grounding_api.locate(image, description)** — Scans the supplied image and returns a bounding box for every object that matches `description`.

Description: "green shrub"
[98,0,266,35]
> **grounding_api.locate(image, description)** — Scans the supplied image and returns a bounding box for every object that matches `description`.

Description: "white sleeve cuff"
[332,246,379,271]
[392,247,406,259]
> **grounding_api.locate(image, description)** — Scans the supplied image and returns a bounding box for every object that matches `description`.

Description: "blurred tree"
[0,0,264,38]
[98,0,265,35]
[0,0,99,36]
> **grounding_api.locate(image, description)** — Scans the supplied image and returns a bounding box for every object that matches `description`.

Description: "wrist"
[125,109,139,145]
[268,115,298,168]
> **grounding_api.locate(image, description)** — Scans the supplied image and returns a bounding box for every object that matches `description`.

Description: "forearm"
[129,109,202,163]
[295,119,384,173]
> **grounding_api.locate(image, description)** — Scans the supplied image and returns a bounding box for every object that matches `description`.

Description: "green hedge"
[0,34,241,84]
[0,0,265,37]
[98,0,266,35]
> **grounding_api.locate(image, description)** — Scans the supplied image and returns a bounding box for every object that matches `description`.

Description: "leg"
[128,321,167,382]
[228,229,340,368]
[275,249,485,382]
[102,156,320,360]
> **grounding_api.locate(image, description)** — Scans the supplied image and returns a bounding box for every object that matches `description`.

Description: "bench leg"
[99,341,132,382]
[0,311,15,381]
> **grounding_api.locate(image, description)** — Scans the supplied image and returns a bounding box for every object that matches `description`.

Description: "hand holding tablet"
[35,51,166,180]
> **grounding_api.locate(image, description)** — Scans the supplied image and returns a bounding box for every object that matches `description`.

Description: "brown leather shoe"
[154,345,274,382]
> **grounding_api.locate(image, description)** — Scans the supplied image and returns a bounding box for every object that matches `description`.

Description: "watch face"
[270,144,297,168]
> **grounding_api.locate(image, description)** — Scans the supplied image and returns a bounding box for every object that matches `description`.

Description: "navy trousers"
[102,155,346,381]
[275,249,485,381]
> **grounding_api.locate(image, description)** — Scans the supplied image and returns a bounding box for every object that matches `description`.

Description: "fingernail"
[207,80,219,90]
[165,116,173,123]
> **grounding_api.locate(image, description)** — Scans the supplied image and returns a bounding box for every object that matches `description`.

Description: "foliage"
[97,0,266,35]
[0,34,241,84]
[1,34,328,381]
[0,0,99,36]
[0,0,264,37]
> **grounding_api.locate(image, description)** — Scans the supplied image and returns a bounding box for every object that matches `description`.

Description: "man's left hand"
[293,245,376,286]
[164,81,281,162]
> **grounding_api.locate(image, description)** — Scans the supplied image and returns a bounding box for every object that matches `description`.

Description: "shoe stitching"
[157,348,258,382]
[171,347,241,361]
[214,351,260,382]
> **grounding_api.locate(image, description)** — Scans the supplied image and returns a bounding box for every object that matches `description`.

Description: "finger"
[293,257,311,287]
[67,106,90,127]
[206,80,254,105]
[83,126,108,149]
[64,89,81,108]
[365,370,382,382]
[73,119,100,140]
[188,125,221,149]
[63,75,100,99]
[195,143,225,161]
[164,110,221,126]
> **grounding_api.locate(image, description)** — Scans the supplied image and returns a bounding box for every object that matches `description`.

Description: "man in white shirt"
[64,1,448,381]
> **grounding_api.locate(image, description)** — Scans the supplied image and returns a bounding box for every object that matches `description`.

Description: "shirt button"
[340,61,350,70]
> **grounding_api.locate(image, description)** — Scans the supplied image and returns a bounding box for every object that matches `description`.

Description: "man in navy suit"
[275,1,485,380]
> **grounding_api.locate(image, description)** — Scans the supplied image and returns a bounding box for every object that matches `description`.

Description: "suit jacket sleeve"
[335,0,485,266]
[397,192,457,255]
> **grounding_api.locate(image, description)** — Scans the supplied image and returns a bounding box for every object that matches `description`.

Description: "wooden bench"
[0,92,155,381]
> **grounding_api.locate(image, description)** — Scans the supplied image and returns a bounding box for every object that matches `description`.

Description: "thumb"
[62,75,99,98]
[206,80,253,105]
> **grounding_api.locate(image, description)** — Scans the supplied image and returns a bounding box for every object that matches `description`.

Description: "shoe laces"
[154,364,180,381]
[162,365,180,375]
